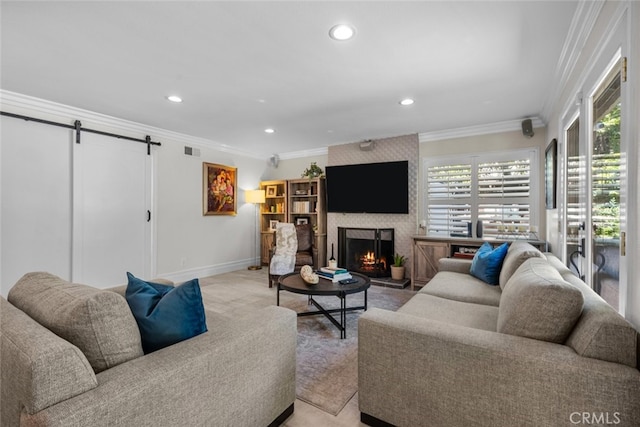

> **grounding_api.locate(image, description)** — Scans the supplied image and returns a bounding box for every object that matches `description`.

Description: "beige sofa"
[1,272,296,427]
[359,241,640,427]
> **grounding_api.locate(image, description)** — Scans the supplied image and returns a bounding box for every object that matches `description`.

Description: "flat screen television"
[325,160,409,214]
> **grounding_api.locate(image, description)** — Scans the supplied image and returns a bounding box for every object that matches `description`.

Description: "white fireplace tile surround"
[327,134,419,277]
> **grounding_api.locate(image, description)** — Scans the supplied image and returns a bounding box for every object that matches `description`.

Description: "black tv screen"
[325,160,409,214]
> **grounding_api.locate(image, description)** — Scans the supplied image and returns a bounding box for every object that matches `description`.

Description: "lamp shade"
[245,189,266,204]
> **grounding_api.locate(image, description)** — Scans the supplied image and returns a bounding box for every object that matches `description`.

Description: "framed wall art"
[203,162,237,215]
[545,139,557,209]
[266,185,278,197]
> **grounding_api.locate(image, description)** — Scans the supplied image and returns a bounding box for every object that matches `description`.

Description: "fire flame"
[359,251,387,270]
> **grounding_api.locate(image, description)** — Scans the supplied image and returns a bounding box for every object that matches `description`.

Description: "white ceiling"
[1,1,578,159]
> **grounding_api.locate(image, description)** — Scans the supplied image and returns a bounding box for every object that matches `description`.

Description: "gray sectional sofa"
[1,272,297,427]
[359,241,640,427]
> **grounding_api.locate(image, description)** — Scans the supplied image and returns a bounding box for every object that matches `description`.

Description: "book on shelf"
[292,201,311,213]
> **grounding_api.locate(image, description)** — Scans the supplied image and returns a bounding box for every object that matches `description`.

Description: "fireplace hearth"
[338,227,394,278]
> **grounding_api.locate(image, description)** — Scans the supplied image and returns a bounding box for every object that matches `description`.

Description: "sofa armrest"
[358,308,640,427]
[438,257,472,274]
[24,306,297,427]
[1,298,98,426]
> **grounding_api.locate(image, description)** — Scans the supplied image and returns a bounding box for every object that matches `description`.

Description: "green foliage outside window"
[592,103,621,239]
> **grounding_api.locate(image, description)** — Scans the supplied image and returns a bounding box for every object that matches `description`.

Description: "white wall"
[262,154,328,181]
[155,139,265,281]
[0,93,267,295]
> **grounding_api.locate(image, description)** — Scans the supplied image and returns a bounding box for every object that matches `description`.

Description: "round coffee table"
[277,272,371,339]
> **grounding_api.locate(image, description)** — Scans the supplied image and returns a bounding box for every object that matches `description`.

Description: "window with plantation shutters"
[424,149,538,238]
[478,159,531,236]
[426,163,472,236]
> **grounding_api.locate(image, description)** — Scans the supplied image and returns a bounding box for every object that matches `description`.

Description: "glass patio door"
[565,58,623,312]
[565,117,583,278]
[589,63,622,310]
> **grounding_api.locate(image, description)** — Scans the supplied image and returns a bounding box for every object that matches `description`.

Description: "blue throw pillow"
[470,242,509,285]
[125,272,207,354]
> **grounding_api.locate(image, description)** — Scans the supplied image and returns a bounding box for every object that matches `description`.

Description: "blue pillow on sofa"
[470,242,509,285]
[125,272,207,354]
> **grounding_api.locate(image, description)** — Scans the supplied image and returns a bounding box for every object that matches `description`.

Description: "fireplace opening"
[338,227,394,278]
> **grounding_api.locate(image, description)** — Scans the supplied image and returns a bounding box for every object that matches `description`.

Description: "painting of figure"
[203,162,237,215]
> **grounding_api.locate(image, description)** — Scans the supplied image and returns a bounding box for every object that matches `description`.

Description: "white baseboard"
[158,259,253,284]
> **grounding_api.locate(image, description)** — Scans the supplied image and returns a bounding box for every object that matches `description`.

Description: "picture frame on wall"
[203,162,237,215]
[545,138,557,209]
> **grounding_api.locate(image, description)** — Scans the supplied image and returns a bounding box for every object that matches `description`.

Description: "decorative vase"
[390,265,405,280]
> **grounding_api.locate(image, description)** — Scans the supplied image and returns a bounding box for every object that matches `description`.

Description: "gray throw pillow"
[498,241,545,290]
[8,272,144,373]
[497,258,584,344]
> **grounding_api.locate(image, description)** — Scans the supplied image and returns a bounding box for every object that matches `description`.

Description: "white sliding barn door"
[0,117,73,292]
[72,133,152,287]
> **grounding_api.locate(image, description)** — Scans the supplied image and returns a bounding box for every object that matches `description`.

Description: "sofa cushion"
[7,272,144,373]
[420,271,502,307]
[398,293,499,331]
[498,241,545,289]
[562,273,638,368]
[470,242,508,285]
[125,273,208,354]
[497,258,583,343]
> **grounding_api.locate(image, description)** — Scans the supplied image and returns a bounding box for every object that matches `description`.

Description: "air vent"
[184,146,201,157]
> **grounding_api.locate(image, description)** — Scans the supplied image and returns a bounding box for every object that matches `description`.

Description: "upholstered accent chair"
[294,223,315,267]
[268,223,317,287]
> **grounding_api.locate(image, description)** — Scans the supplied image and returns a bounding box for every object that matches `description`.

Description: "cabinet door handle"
[147,210,151,222]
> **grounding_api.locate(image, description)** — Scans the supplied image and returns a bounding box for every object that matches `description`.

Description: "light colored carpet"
[198,269,415,416]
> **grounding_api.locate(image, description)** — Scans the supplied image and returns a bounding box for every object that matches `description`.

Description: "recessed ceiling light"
[166,95,183,103]
[399,98,414,106]
[329,24,356,41]
[264,128,275,134]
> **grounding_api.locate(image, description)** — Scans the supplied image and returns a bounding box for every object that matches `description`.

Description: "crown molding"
[0,90,263,160]
[418,117,544,143]
[277,146,328,160]
[540,0,605,122]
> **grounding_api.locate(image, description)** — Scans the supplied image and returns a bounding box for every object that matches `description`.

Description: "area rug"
[280,285,415,415]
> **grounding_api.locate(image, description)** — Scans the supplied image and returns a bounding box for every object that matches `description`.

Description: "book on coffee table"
[316,270,353,282]
[320,267,348,275]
